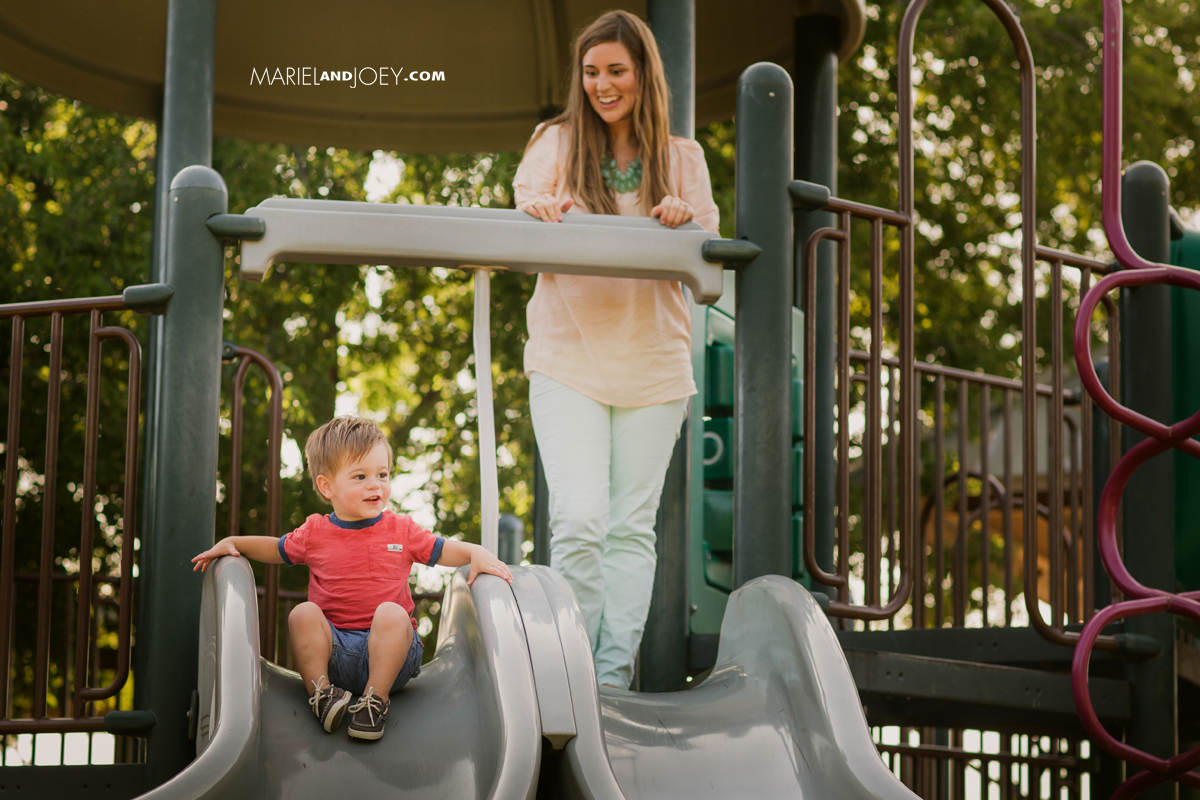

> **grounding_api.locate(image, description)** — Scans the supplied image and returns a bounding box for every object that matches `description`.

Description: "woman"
[514,9,719,689]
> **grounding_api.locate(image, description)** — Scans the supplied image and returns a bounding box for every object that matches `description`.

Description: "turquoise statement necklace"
[601,152,642,193]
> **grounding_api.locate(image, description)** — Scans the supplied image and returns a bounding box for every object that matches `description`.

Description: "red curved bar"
[1071,0,1200,792]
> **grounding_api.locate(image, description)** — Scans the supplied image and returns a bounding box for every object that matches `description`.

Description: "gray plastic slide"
[235,199,727,304]
[139,559,916,799]
[137,556,542,800]
[509,566,921,800]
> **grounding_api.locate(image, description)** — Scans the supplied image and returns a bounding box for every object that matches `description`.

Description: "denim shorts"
[326,622,423,697]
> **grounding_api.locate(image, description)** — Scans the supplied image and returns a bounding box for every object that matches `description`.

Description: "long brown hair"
[528,10,673,217]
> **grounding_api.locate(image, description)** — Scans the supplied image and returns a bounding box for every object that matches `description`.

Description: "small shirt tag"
[387,544,403,552]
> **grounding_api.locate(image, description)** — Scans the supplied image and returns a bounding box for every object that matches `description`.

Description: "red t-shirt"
[278,511,444,631]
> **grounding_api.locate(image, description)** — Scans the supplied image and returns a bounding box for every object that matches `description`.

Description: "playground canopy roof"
[0,0,864,153]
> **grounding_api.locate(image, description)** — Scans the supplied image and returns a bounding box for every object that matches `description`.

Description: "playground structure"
[0,0,1198,798]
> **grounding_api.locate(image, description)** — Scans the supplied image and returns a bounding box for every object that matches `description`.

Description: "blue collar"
[329,511,384,529]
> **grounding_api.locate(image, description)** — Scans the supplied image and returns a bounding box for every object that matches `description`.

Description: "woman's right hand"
[521,196,574,222]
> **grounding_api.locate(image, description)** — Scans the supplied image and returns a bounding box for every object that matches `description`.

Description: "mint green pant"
[530,372,690,688]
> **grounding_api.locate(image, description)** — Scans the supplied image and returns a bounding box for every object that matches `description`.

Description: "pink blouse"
[513,123,720,407]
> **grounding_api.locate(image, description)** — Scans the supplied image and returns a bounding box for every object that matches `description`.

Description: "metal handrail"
[0,291,154,733]
[224,345,284,663]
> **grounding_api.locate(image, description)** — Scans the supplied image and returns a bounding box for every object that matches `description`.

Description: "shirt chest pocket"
[368,543,406,580]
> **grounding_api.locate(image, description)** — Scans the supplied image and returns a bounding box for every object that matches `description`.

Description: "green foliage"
[0,76,155,716]
[840,0,1200,373]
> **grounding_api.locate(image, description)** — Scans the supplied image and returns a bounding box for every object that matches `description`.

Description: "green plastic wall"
[1170,228,1200,591]
[688,273,808,636]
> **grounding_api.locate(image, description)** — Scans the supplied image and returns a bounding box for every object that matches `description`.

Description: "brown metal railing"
[800,0,1122,650]
[875,728,1089,799]
[0,294,142,733]
[224,344,283,662]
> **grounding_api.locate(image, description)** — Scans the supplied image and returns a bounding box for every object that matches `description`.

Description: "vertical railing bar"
[229,357,250,538]
[33,311,65,720]
[837,212,852,605]
[72,311,103,716]
[1065,417,1080,622]
[980,384,991,627]
[955,379,968,628]
[1103,293,1122,604]
[89,581,99,711]
[1080,267,1095,621]
[1049,258,1064,632]
[0,316,25,721]
[867,216,884,608]
[912,373,924,629]
[1003,387,1014,627]
[887,365,899,629]
[934,375,945,626]
[62,578,73,713]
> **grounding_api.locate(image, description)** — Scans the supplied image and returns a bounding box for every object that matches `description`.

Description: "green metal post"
[793,15,840,577]
[642,0,695,692]
[498,513,525,566]
[1119,160,1177,796]
[138,0,217,758]
[733,64,793,588]
[647,0,695,136]
[139,166,227,789]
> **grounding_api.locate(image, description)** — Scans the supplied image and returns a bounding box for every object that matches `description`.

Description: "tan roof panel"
[0,0,863,152]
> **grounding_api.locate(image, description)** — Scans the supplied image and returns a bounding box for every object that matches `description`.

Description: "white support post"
[473,268,500,555]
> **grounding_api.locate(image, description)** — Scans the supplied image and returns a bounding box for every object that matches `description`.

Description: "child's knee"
[289,601,326,631]
[372,602,411,629]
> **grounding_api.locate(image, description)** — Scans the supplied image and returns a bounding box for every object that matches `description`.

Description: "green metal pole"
[647,0,695,137]
[642,0,694,692]
[1119,160,1177,797]
[139,166,227,789]
[138,0,217,761]
[793,15,839,578]
[733,63,794,588]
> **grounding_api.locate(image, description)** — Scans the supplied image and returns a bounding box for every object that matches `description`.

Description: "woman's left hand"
[651,195,694,228]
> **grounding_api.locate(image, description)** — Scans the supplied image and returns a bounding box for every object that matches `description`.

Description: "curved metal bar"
[805,226,849,594]
[77,325,142,705]
[227,346,284,662]
[1069,0,1200,790]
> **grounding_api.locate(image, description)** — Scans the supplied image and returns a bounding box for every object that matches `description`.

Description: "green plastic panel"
[792,443,804,509]
[792,513,811,586]
[792,377,803,442]
[1170,229,1200,591]
[706,342,735,414]
[703,541,734,592]
[704,417,734,481]
[704,489,734,553]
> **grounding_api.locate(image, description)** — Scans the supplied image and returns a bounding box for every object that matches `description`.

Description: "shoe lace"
[349,687,384,726]
[308,675,330,714]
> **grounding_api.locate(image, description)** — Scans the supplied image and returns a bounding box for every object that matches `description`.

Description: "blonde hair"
[304,416,393,501]
[530,10,673,217]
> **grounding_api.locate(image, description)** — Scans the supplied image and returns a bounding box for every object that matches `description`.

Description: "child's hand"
[467,546,513,585]
[191,538,242,573]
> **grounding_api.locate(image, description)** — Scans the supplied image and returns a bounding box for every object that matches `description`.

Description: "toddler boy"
[192,416,512,741]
